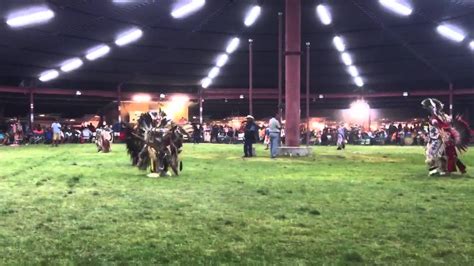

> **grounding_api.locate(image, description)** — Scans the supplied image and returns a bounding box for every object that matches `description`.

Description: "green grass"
[0,143,473,264]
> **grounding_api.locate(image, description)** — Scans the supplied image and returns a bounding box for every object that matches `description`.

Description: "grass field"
[0,143,473,264]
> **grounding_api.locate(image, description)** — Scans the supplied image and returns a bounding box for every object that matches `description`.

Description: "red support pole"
[449,83,454,116]
[249,39,254,116]
[305,42,310,146]
[285,0,301,147]
[278,12,283,120]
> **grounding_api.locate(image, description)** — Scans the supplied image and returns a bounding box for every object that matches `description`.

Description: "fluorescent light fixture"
[244,5,261,27]
[333,36,346,52]
[354,76,364,87]
[470,41,474,50]
[403,92,408,97]
[39,70,59,82]
[115,28,143,46]
[347,66,359,77]
[6,7,55,28]
[436,24,466,43]
[132,94,151,102]
[378,0,413,16]
[60,58,83,72]
[341,52,353,66]
[226,37,240,54]
[171,0,205,19]
[39,114,45,117]
[208,67,220,79]
[76,90,82,96]
[216,54,229,67]
[316,4,332,26]
[201,77,212,88]
[85,45,111,61]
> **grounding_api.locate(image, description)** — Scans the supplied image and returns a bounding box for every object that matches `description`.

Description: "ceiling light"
[333,36,346,52]
[171,0,205,19]
[319,94,324,99]
[316,4,332,26]
[39,70,59,82]
[470,41,474,50]
[378,0,413,16]
[347,66,359,77]
[403,92,408,97]
[85,45,111,61]
[341,52,353,66]
[244,5,261,27]
[76,90,82,96]
[216,54,229,67]
[436,24,466,43]
[240,94,244,99]
[226,37,240,54]
[115,28,143,46]
[60,58,83,72]
[201,77,212,88]
[208,67,220,79]
[6,7,55,28]
[160,93,166,99]
[354,76,364,87]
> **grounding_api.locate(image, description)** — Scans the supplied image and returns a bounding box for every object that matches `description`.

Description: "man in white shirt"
[51,119,62,147]
[268,114,281,158]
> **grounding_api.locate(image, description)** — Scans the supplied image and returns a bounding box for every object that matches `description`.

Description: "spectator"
[243,115,258,158]
[51,119,62,147]
[268,113,281,158]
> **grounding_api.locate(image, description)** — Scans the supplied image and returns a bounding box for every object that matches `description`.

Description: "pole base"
[278,146,313,157]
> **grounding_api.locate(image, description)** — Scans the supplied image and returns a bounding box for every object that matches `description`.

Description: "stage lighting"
[39,70,59,82]
[341,52,353,66]
[436,24,466,43]
[132,94,151,102]
[226,37,240,54]
[86,45,111,61]
[244,5,261,27]
[208,67,220,79]
[115,28,143,46]
[6,7,55,28]
[347,66,359,77]
[354,76,364,87]
[316,4,332,25]
[378,0,413,16]
[60,58,83,73]
[333,36,346,52]
[171,0,205,19]
[201,77,212,88]
[350,99,370,120]
[216,54,229,67]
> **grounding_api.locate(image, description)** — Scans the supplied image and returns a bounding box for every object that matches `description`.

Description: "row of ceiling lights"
[200,5,262,89]
[5,0,209,83]
[316,4,364,87]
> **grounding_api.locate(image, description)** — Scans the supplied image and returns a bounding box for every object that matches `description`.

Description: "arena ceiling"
[1,0,474,117]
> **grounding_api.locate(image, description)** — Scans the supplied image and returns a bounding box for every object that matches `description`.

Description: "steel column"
[29,89,34,127]
[278,12,283,120]
[285,0,301,147]
[249,39,254,116]
[117,83,122,123]
[199,88,203,124]
[305,42,310,146]
[449,83,453,116]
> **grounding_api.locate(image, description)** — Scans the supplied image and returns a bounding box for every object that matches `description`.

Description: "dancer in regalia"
[422,98,470,176]
[126,110,192,177]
